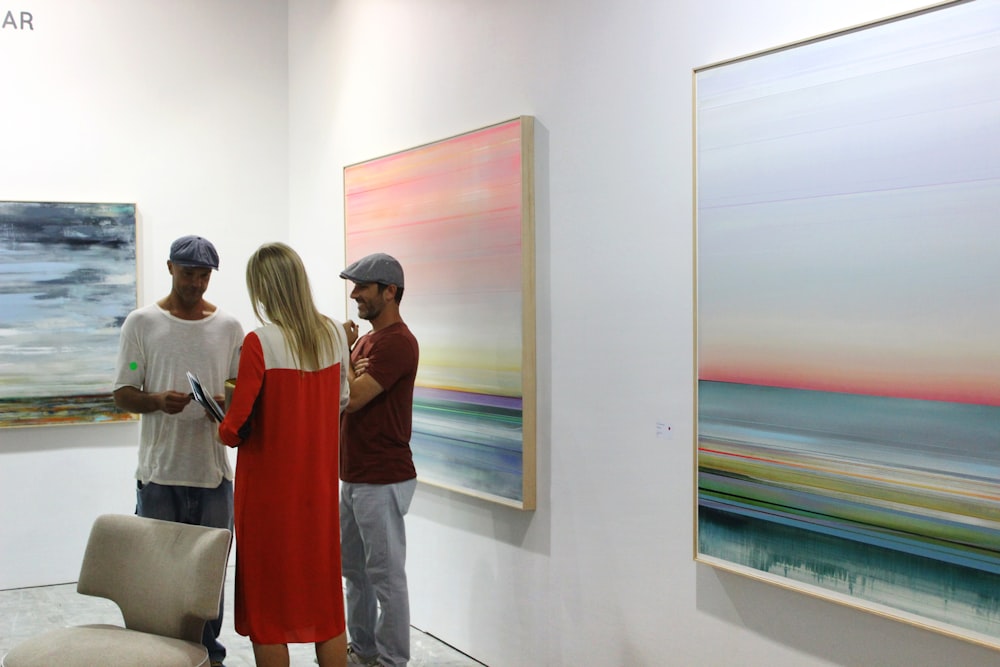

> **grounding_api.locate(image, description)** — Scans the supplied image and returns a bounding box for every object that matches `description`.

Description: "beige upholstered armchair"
[2,514,232,667]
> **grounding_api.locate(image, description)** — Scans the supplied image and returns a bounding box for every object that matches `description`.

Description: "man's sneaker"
[346,646,379,666]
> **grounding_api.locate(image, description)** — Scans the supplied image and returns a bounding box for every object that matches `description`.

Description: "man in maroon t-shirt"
[339,253,419,667]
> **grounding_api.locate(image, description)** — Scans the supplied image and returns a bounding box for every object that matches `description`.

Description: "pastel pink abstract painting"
[344,117,535,509]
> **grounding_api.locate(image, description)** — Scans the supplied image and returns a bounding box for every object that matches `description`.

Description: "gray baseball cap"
[340,252,404,288]
[169,235,219,270]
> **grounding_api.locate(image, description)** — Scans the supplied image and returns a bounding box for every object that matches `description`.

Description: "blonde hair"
[246,242,337,370]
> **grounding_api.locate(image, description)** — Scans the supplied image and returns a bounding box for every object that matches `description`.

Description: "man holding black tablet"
[112,235,243,667]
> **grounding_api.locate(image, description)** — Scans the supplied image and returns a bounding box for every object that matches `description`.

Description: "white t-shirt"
[114,304,244,488]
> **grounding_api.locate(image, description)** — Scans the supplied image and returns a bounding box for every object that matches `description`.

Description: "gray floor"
[0,567,484,666]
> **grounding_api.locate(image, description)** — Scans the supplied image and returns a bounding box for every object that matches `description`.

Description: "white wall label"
[656,422,674,440]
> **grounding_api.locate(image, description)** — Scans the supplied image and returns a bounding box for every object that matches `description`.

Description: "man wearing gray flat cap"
[113,234,243,667]
[338,252,419,667]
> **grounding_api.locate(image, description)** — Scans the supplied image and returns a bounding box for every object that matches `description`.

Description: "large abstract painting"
[0,201,137,428]
[344,117,536,509]
[695,0,1000,649]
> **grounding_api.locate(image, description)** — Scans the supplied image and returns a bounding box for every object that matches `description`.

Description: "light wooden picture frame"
[694,0,1000,650]
[344,117,536,509]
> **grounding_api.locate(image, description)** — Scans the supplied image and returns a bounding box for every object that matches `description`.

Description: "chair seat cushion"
[3,624,209,667]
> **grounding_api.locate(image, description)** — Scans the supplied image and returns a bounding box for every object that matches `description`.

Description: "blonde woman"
[218,243,349,667]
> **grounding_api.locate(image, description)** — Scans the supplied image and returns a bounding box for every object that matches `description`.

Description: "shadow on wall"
[410,482,544,553]
[0,421,139,455]
[694,562,999,666]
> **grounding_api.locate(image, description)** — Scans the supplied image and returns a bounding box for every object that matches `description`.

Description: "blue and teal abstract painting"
[0,201,137,427]
[695,0,1000,647]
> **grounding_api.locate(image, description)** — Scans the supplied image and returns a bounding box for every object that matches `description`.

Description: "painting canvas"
[344,117,536,509]
[695,0,1000,649]
[0,201,137,427]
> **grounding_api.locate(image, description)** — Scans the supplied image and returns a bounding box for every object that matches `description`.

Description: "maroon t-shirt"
[340,322,419,484]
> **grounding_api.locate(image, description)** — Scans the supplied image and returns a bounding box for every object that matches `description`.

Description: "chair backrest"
[76,514,232,643]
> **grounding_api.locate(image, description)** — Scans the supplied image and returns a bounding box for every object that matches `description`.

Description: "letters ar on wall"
[0,201,137,428]
[695,0,1000,650]
[344,117,536,510]
[2,11,34,30]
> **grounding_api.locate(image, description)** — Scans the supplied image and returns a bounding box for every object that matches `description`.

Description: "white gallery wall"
[0,0,289,586]
[2,0,998,666]
[286,0,1000,666]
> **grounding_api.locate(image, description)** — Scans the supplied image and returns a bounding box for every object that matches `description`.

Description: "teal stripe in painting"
[411,389,524,502]
[698,380,1000,639]
[700,506,1000,637]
